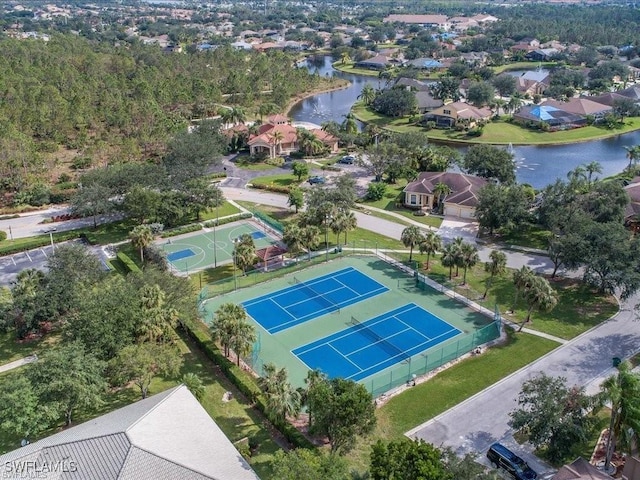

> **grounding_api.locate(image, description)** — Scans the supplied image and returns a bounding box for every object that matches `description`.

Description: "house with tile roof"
[0,385,261,480]
[403,172,487,218]
[545,98,612,119]
[551,457,613,479]
[247,117,338,159]
[422,101,492,128]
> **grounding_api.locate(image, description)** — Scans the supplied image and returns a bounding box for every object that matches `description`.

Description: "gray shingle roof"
[0,386,260,480]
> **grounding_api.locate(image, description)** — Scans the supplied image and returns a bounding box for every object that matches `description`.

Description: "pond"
[290,56,638,188]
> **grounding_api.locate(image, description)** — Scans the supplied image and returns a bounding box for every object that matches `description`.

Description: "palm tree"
[624,145,640,171]
[181,373,205,401]
[512,266,535,312]
[358,84,376,106]
[229,107,246,125]
[330,213,348,246]
[401,226,424,263]
[584,161,603,185]
[282,223,305,259]
[301,369,327,429]
[342,112,358,135]
[130,224,153,263]
[138,283,178,343]
[433,182,452,214]
[300,225,320,260]
[211,303,244,358]
[234,240,256,274]
[340,51,351,65]
[258,103,279,121]
[519,275,558,331]
[452,236,465,277]
[483,250,507,299]
[270,130,284,156]
[459,243,479,285]
[341,211,357,244]
[418,231,442,270]
[567,165,587,185]
[507,95,523,115]
[441,243,457,280]
[229,318,256,366]
[599,361,640,472]
[259,363,301,423]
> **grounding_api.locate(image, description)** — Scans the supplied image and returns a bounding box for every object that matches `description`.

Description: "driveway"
[439,216,479,242]
[407,292,640,476]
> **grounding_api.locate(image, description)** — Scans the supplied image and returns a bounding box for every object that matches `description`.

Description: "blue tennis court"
[167,248,195,262]
[242,267,388,334]
[293,303,462,381]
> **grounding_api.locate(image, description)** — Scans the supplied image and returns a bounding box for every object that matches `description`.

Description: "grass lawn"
[250,174,299,189]
[482,223,552,251]
[352,104,640,145]
[358,183,444,229]
[492,61,557,74]
[391,250,618,340]
[0,330,61,365]
[0,332,281,479]
[236,162,281,172]
[345,328,560,473]
[331,62,381,77]
[199,201,242,221]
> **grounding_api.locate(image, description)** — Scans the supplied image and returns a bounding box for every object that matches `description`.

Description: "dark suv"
[487,443,537,480]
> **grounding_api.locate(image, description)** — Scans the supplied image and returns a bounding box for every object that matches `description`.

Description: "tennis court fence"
[367,320,501,398]
[293,277,340,314]
[251,210,284,234]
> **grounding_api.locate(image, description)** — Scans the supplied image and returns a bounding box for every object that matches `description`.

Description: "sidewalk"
[0,354,38,373]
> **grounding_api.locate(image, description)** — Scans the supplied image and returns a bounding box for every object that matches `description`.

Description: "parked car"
[339,155,355,164]
[308,176,326,185]
[486,443,537,480]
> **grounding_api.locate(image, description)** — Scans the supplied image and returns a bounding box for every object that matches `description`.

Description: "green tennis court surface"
[160,221,279,273]
[201,256,500,396]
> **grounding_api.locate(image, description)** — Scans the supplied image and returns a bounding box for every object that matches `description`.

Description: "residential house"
[403,172,487,218]
[247,116,338,158]
[415,91,443,113]
[423,101,492,128]
[405,58,445,71]
[589,91,629,107]
[525,48,559,62]
[395,77,432,92]
[471,14,499,24]
[622,455,640,480]
[448,16,479,31]
[512,104,586,128]
[460,52,489,66]
[231,40,253,50]
[624,176,640,232]
[0,386,261,480]
[545,97,613,119]
[383,14,450,30]
[355,54,393,71]
[551,457,613,480]
[514,69,551,96]
[618,85,640,104]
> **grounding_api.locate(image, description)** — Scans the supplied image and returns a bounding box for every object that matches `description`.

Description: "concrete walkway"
[0,354,38,373]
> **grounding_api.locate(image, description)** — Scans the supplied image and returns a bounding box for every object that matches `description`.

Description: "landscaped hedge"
[0,231,6,242]
[160,224,203,238]
[0,231,82,256]
[249,183,292,194]
[202,212,252,228]
[181,317,314,449]
[116,251,141,273]
[321,164,341,172]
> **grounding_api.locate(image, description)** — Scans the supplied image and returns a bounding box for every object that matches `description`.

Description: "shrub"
[0,231,6,242]
[116,251,141,273]
[149,223,164,235]
[265,156,284,167]
[321,165,341,172]
[202,212,252,228]
[143,245,168,271]
[366,182,387,201]
[71,156,92,170]
[160,224,203,238]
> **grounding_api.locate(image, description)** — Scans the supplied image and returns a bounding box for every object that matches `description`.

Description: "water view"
[290,56,638,189]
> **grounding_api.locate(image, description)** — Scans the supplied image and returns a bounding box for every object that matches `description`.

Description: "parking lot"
[0,245,55,286]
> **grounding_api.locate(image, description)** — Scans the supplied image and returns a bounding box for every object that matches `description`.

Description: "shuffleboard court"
[293,303,461,381]
[242,267,388,334]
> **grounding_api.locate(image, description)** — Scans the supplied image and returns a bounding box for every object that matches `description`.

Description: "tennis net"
[350,315,410,363]
[293,277,340,314]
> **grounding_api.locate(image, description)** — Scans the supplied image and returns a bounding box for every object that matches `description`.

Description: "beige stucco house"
[403,172,487,219]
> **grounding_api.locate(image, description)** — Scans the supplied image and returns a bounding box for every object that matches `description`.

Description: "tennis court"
[201,256,500,395]
[160,221,278,273]
[242,267,388,334]
[293,303,461,381]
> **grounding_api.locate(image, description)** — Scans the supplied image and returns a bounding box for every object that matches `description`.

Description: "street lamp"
[213,199,219,268]
[325,213,330,262]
